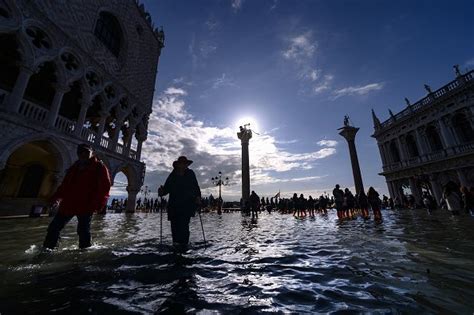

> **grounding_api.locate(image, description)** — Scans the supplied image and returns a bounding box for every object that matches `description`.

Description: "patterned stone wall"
[19,0,161,110]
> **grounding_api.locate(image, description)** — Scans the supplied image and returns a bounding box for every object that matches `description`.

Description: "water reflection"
[0,210,473,313]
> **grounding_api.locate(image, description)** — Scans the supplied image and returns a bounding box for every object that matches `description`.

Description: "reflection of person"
[158,156,201,248]
[43,144,111,249]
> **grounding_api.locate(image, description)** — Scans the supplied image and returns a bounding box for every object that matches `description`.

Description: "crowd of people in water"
[107,182,474,220]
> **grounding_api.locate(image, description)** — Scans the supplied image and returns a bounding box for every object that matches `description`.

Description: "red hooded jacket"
[52,157,111,215]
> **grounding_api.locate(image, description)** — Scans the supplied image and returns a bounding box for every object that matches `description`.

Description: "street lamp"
[211,171,229,214]
[140,185,151,211]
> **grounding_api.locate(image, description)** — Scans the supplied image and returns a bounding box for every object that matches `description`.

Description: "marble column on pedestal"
[237,126,252,202]
[338,124,364,195]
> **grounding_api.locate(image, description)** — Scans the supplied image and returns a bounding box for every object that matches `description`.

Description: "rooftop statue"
[343,115,350,127]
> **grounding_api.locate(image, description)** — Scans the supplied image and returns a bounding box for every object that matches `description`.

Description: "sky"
[113,0,474,201]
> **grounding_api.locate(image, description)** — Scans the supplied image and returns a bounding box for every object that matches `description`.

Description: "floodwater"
[1,210,473,314]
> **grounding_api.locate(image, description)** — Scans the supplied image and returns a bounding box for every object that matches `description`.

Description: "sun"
[235,116,259,132]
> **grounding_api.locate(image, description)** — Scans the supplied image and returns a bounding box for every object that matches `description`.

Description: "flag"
[274,191,280,199]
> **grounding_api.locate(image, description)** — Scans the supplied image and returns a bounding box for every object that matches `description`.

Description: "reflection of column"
[429,174,442,206]
[237,128,252,202]
[75,102,90,137]
[338,126,364,195]
[9,66,34,112]
[126,186,139,213]
[48,85,69,127]
[409,177,422,205]
[457,169,469,187]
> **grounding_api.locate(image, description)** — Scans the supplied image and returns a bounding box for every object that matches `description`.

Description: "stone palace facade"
[0,0,164,215]
[372,67,474,205]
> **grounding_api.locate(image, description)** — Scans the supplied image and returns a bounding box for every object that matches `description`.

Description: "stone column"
[123,128,135,158]
[429,174,442,206]
[396,137,406,161]
[338,125,364,195]
[377,144,388,166]
[384,142,394,164]
[47,85,69,127]
[438,118,455,148]
[126,186,139,213]
[237,127,252,202]
[414,128,427,155]
[409,177,422,206]
[457,169,469,187]
[9,66,35,112]
[75,102,90,137]
[136,137,146,161]
[108,119,124,151]
[386,180,395,200]
[94,112,108,146]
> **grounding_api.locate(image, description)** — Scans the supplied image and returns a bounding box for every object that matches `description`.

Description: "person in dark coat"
[158,156,201,248]
[249,190,260,218]
[367,187,382,221]
[43,144,111,249]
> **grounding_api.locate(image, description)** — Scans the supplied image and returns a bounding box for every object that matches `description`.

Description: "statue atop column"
[237,124,252,203]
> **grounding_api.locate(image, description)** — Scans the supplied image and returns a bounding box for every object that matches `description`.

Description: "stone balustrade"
[380,70,473,129]
[0,85,140,161]
[382,142,474,173]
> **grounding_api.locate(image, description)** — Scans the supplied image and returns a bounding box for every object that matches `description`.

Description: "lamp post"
[211,171,229,214]
[140,185,151,211]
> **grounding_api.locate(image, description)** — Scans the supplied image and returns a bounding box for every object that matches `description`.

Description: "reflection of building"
[372,68,474,205]
[0,1,164,215]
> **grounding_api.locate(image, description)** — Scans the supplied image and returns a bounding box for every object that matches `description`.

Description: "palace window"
[405,134,419,157]
[452,113,474,143]
[94,12,122,57]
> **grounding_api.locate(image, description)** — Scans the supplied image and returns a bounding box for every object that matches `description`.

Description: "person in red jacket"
[43,143,111,249]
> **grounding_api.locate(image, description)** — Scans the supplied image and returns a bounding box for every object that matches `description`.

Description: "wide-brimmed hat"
[173,156,193,167]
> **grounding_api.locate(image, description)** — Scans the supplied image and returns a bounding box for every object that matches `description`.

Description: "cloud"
[231,0,243,11]
[125,84,337,200]
[189,35,218,67]
[332,82,384,99]
[205,18,219,31]
[164,87,187,96]
[211,73,237,89]
[282,32,316,61]
[317,139,338,147]
[313,74,334,94]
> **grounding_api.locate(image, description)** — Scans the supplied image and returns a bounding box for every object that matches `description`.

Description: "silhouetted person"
[461,186,474,216]
[333,185,344,219]
[43,144,111,249]
[367,187,382,221]
[159,156,201,249]
[249,191,260,218]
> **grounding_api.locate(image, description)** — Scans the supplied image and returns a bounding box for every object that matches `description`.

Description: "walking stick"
[160,195,163,246]
[197,206,206,246]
